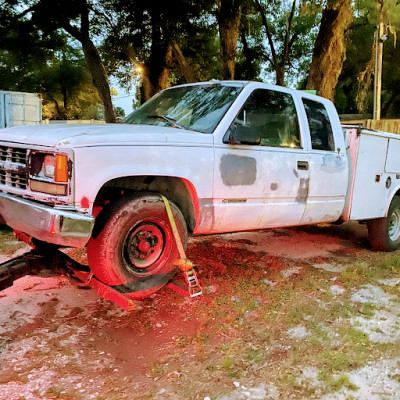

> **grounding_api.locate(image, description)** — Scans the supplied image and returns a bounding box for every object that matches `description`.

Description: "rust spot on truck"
[81,197,90,208]
[296,178,309,202]
[220,154,257,186]
[321,154,346,174]
[197,198,214,232]
[0,160,26,174]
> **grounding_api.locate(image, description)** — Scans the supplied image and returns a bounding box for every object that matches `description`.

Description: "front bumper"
[0,192,94,248]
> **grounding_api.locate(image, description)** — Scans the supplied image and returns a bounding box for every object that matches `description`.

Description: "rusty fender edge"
[0,192,94,248]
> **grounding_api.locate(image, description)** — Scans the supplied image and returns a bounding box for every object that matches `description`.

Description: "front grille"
[0,146,28,190]
[0,146,27,163]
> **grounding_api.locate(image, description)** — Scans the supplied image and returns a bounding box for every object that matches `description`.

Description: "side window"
[232,89,302,148]
[302,98,335,151]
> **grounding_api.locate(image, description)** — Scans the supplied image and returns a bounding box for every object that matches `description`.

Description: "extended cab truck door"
[298,94,349,224]
[211,85,310,232]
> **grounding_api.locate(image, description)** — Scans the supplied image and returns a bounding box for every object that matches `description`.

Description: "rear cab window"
[302,98,335,151]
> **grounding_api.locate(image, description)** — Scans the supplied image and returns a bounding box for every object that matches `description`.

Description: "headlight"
[44,155,55,178]
[44,154,69,182]
[29,151,70,196]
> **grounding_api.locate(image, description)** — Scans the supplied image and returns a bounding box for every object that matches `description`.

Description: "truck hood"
[0,123,214,148]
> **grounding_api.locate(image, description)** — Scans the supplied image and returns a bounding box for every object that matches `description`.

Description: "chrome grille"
[0,146,28,190]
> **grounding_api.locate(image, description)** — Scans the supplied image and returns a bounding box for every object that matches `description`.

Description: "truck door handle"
[297,161,309,170]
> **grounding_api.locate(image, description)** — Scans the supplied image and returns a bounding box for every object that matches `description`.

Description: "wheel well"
[385,190,400,216]
[93,176,197,232]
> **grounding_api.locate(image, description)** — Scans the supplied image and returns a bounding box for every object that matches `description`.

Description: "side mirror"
[223,124,261,145]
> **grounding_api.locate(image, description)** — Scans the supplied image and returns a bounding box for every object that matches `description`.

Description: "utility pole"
[374,1,384,120]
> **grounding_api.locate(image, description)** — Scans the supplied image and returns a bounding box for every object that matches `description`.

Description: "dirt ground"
[0,222,399,400]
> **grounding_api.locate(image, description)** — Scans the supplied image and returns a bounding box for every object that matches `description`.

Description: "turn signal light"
[55,155,68,182]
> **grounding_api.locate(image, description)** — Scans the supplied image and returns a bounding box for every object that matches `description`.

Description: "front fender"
[72,145,214,212]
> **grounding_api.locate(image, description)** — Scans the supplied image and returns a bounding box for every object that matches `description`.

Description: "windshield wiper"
[147,114,185,129]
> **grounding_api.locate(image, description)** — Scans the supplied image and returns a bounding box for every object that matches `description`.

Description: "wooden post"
[374,5,384,120]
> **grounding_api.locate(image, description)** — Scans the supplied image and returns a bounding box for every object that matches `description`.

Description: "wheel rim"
[124,222,166,274]
[389,209,400,242]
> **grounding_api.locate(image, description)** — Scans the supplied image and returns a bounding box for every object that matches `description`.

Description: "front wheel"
[368,196,400,251]
[87,193,187,299]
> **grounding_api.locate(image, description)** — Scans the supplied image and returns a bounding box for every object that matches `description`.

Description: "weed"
[326,300,353,320]
[306,322,331,344]
[245,348,263,363]
[149,361,167,377]
[340,262,368,288]
[284,302,318,327]
[356,302,376,319]
[339,326,369,345]
[329,374,359,391]
[319,349,365,374]
[380,255,400,272]
[175,334,191,347]
[281,371,297,386]
[221,355,234,370]
[46,387,82,399]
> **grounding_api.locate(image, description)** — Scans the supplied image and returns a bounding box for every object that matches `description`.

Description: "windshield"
[124,84,243,133]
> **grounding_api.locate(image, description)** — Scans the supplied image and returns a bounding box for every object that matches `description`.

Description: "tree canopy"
[1,0,400,118]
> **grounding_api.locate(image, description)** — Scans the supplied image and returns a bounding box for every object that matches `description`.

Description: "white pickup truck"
[0,80,399,299]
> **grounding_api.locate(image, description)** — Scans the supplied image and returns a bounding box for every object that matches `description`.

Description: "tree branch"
[282,0,296,66]
[172,41,196,83]
[254,0,278,68]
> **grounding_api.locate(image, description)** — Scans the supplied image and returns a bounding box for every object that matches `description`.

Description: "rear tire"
[87,193,187,300]
[368,196,400,251]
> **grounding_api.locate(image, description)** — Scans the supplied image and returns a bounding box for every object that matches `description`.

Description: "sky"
[112,91,136,116]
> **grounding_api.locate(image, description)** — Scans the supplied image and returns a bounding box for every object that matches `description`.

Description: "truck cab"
[209,82,349,233]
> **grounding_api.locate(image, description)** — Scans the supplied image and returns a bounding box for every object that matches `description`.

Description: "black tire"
[87,193,187,300]
[368,196,400,251]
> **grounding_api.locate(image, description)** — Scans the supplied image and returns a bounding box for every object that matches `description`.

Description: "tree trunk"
[80,36,115,122]
[275,65,286,86]
[63,1,116,123]
[140,14,174,103]
[217,0,243,80]
[158,44,173,90]
[172,41,196,83]
[306,0,353,100]
[48,96,62,119]
[141,49,172,104]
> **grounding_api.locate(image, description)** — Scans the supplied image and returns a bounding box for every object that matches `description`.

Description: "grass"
[189,252,400,396]
[46,387,82,399]
[244,348,263,363]
[329,374,359,391]
[0,226,26,255]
